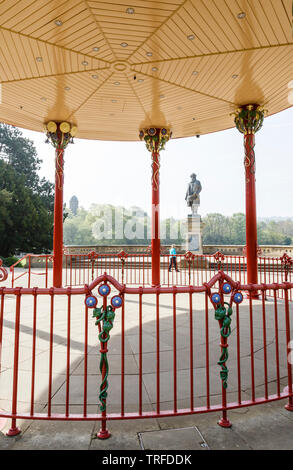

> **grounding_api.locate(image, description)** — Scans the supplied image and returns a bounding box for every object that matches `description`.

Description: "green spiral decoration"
[215,302,233,389]
[93,305,115,412]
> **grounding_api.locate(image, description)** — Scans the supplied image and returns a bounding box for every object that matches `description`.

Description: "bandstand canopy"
[0,0,292,141]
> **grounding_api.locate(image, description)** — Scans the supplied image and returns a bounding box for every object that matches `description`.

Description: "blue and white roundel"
[233,292,243,304]
[85,295,97,308]
[98,284,111,296]
[111,296,123,308]
[211,293,221,304]
[223,283,232,294]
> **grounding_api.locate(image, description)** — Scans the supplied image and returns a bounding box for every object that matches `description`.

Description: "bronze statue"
[185,173,202,215]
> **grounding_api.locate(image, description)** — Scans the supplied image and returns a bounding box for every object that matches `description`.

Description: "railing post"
[210,275,244,428]
[87,281,123,440]
[28,255,31,288]
[45,256,48,288]
[284,286,293,411]
[6,288,22,436]
[97,295,111,439]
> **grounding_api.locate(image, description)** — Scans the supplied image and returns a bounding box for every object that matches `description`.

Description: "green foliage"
[64,204,185,246]
[202,213,292,246]
[64,207,292,247]
[0,124,54,257]
[0,255,26,267]
[202,213,246,245]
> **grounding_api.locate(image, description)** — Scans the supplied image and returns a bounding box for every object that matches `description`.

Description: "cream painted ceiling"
[0,0,292,140]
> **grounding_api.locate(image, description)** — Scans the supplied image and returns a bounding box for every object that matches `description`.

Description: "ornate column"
[45,121,77,288]
[139,128,172,286]
[234,105,265,297]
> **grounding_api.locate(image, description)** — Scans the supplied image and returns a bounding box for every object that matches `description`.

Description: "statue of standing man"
[185,173,202,215]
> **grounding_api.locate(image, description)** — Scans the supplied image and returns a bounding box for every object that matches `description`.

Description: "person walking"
[169,244,179,272]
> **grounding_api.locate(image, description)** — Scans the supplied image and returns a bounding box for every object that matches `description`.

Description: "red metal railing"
[9,251,293,297]
[64,250,292,289]
[64,250,248,287]
[64,251,152,287]
[0,271,292,437]
[9,254,52,288]
[258,254,293,300]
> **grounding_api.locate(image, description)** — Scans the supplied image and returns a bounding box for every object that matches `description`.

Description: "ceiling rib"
[131,42,293,66]
[82,0,118,61]
[0,66,110,84]
[0,24,111,65]
[65,70,114,120]
[127,0,190,62]
[133,70,237,106]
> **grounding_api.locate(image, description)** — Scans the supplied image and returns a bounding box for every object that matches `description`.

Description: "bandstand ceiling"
[0,0,292,141]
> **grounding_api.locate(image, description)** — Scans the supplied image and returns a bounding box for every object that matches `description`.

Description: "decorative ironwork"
[0,260,8,282]
[44,121,77,190]
[88,250,98,260]
[85,295,98,308]
[214,251,225,270]
[184,251,195,261]
[233,105,265,136]
[117,250,128,261]
[117,251,128,284]
[280,253,293,281]
[233,105,266,176]
[93,304,116,411]
[139,127,172,153]
[44,121,77,148]
[244,132,256,175]
[151,151,160,191]
[210,282,243,389]
[233,104,266,177]
[87,286,123,412]
[139,128,171,190]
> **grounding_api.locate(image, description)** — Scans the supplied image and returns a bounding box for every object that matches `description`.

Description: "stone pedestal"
[185,214,203,254]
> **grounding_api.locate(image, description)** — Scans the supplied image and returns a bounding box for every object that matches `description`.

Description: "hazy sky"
[20,106,293,220]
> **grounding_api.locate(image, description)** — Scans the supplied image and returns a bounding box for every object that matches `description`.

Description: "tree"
[0,124,41,190]
[229,213,246,244]
[0,124,54,256]
[202,213,230,244]
[63,205,293,248]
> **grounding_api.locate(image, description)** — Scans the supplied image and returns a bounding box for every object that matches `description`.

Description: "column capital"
[233,105,266,135]
[44,121,77,148]
[139,127,172,153]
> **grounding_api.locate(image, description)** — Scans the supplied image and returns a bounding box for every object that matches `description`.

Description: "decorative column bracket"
[139,127,172,152]
[45,121,77,189]
[233,105,265,176]
[139,127,172,190]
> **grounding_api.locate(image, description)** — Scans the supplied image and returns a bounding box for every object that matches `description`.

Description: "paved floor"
[1,398,293,450]
[1,268,293,450]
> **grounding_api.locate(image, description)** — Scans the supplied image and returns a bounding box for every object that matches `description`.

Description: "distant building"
[69,195,79,216]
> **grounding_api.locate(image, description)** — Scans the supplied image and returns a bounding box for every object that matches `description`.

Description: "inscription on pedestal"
[186,215,202,254]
